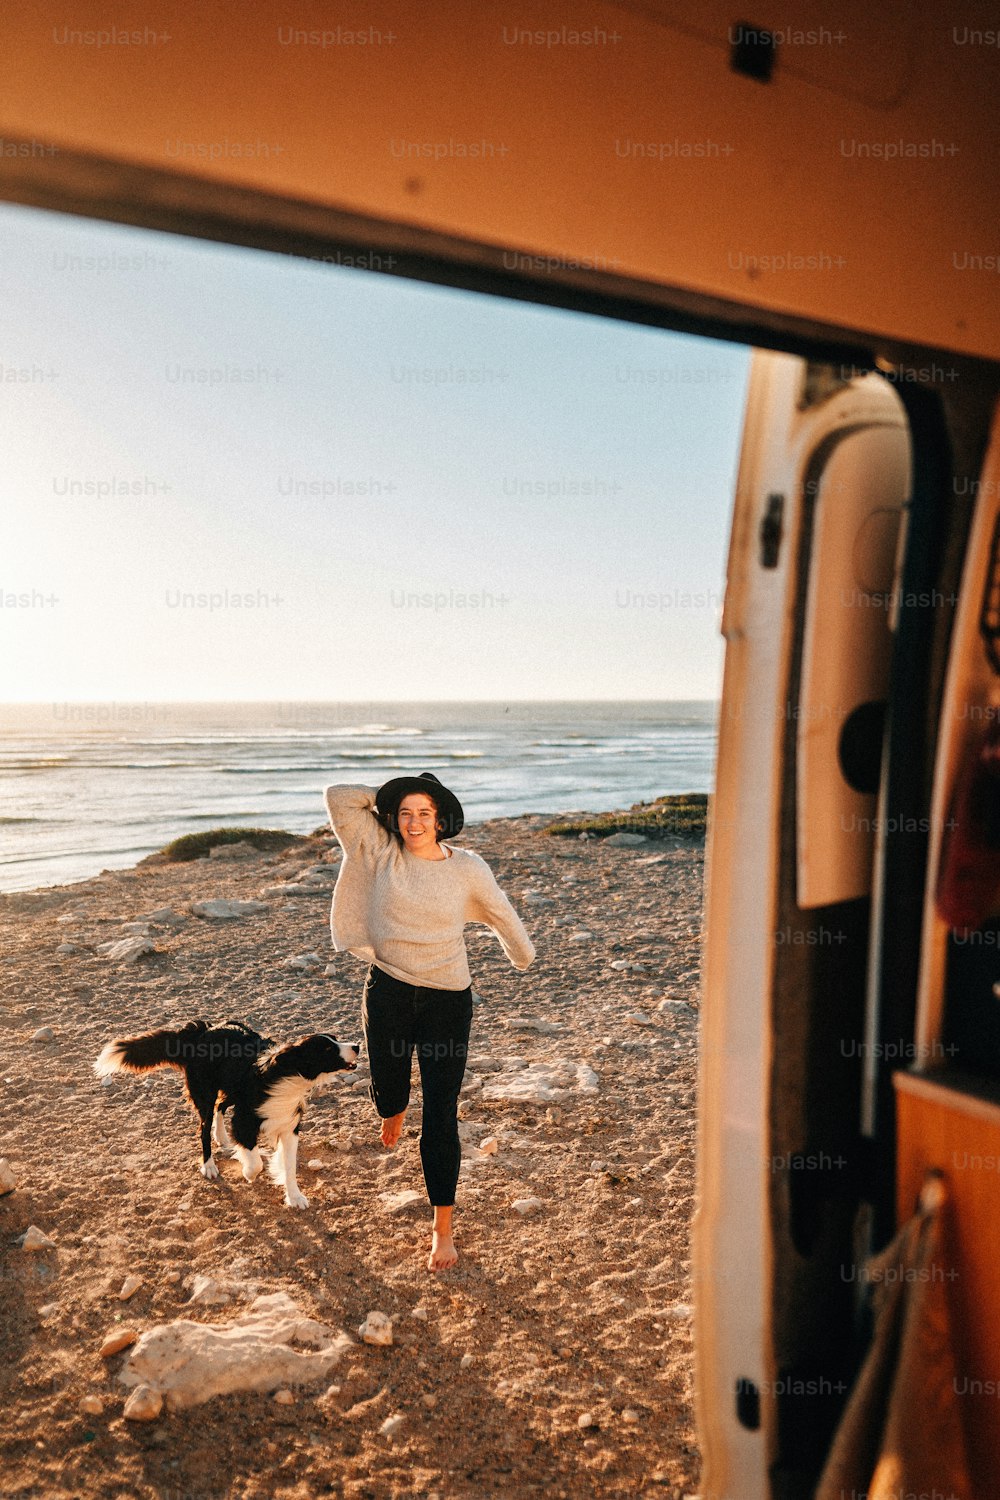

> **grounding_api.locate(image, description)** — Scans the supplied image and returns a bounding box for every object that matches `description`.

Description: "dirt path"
[0,816,703,1499]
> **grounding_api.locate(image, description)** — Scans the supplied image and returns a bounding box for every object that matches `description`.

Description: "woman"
[323,772,535,1271]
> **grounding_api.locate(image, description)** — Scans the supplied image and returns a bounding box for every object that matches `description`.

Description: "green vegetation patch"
[545,793,709,842]
[159,827,305,862]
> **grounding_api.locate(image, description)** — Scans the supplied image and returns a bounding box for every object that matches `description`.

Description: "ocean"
[0,700,718,893]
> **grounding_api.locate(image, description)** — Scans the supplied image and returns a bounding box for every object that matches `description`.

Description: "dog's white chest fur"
[257,1072,337,1144]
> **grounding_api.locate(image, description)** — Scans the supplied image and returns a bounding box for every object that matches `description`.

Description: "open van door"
[695,352,911,1499]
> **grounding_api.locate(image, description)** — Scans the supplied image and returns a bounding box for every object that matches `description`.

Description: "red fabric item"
[935,716,1000,933]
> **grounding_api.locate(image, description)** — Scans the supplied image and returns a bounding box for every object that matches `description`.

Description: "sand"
[0,815,703,1500]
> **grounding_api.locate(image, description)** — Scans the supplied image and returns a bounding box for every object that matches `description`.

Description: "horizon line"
[0,695,722,707]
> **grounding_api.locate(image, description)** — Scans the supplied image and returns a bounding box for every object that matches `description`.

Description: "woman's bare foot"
[428,1230,458,1271]
[428,1205,458,1271]
[380,1111,405,1148]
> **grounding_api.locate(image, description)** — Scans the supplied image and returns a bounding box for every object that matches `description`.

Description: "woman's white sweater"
[323,785,536,989]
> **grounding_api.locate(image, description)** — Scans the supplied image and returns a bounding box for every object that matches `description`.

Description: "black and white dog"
[94,1019,360,1209]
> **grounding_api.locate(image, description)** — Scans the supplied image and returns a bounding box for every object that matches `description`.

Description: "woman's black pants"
[361,963,473,1208]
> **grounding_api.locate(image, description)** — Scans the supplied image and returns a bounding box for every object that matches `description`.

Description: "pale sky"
[0,202,750,702]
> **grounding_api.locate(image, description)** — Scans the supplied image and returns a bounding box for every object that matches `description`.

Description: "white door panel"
[695,353,908,1500]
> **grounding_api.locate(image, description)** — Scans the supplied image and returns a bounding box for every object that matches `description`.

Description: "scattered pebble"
[273,1388,294,1405]
[510,1197,544,1216]
[79,1395,103,1417]
[99,1328,139,1358]
[17,1225,55,1250]
[187,1275,231,1306]
[118,1275,142,1301]
[123,1384,163,1422]
[577,1411,597,1429]
[477,1136,498,1156]
[0,1159,16,1195]
[422,1392,438,1408]
[359,1311,393,1346]
[281,952,323,972]
[189,899,267,920]
[380,1413,405,1438]
[30,1027,55,1043]
[99,936,156,964]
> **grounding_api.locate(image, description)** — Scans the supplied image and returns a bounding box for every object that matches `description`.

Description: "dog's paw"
[200,1158,220,1181]
[284,1190,309,1210]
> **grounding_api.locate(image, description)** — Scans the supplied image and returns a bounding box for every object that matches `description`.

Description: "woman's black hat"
[375,771,464,837]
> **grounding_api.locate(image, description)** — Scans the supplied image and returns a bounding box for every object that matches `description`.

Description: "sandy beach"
[0,813,703,1500]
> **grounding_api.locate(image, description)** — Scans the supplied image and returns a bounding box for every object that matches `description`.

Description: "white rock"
[281,952,323,972]
[622,1408,641,1423]
[189,899,268,920]
[511,1197,543,1215]
[460,1353,475,1369]
[56,942,82,955]
[260,883,326,898]
[604,832,648,847]
[507,1019,564,1035]
[378,1189,423,1214]
[477,1137,499,1156]
[482,1059,599,1105]
[17,1225,55,1250]
[523,893,554,906]
[421,1392,438,1408]
[79,1394,103,1417]
[123,1384,163,1421]
[568,932,594,943]
[0,1160,17,1196]
[307,1159,324,1171]
[380,1413,405,1438]
[165,1270,181,1284]
[120,922,153,936]
[102,936,156,964]
[121,1290,351,1409]
[144,907,185,924]
[359,1311,393,1346]
[411,1306,428,1321]
[577,1411,596,1428]
[118,1275,143,1301]
[31,1027,56,1042]
[625,1012,654,1026]
[273,1387,294,1404]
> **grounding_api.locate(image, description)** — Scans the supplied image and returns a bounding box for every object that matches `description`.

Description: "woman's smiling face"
[396,792,441,850]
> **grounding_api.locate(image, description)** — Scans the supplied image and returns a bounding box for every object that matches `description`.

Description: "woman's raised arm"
[323,784,390,856]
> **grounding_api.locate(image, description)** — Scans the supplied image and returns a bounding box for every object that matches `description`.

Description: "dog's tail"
[94,1019,209,1079]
